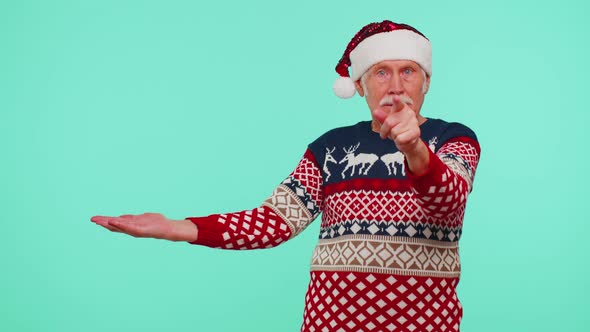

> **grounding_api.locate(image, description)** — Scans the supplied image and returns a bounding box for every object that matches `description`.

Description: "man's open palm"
[91,213,173,239]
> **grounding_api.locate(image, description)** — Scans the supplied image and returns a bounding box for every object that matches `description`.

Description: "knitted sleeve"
[407,134,481,218]
[185,149,323,250]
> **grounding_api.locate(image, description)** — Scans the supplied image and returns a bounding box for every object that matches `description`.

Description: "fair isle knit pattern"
[187,118,480,332]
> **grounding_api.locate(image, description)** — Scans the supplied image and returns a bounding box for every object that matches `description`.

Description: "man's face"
[355,60,430,122]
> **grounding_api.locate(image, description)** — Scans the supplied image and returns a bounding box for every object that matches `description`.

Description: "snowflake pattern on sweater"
[186,118,480,332]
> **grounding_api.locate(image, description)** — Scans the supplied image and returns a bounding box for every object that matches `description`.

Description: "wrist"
[167,219,198,242]
[400,137,423,157]
[404,139,430,176]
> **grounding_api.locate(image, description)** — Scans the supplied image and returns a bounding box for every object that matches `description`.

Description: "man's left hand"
[372,95,421,154]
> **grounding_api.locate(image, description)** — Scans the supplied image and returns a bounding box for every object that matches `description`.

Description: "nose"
[387,72,404,95]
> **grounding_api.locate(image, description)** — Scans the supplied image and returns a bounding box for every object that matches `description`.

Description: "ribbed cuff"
[185,214,223,247]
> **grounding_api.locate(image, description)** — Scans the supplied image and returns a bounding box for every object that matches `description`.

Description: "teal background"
[1,0,588,331]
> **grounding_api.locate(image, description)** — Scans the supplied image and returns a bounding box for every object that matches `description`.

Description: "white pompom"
[333,76,356,98]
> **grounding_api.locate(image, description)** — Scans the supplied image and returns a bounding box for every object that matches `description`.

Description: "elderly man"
[92,20,480,331]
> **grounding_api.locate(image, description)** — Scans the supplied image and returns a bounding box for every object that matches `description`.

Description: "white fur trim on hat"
[349,29,432,81]
[333,76,356,98]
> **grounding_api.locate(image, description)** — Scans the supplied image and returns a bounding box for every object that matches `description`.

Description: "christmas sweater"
[186,118,480,332]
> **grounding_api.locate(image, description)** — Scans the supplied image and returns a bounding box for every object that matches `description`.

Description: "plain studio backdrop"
[1,0,588,331]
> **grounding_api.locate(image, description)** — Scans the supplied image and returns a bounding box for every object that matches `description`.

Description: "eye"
[403,68,414,75]
[373,69,390,82]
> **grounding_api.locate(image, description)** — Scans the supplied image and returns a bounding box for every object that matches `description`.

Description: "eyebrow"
[372,65,389,73]
[402,63,419,69]
[370,63,419,74]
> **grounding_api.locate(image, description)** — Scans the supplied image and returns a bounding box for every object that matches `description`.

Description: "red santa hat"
[333,20,432,98]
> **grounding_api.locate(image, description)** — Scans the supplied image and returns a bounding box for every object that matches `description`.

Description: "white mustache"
[379,95,414,106]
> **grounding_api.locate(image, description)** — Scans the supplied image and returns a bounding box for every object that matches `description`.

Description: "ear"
[355,80,365,97]
[423,75,431,94]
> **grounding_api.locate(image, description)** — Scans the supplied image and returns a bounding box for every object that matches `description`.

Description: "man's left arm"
[373,98,480,217]
[405,137,480,217]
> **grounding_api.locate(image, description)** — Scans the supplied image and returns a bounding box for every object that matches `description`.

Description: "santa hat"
[333,20,432,98]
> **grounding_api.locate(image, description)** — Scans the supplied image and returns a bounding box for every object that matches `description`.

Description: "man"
[92,20,480,331]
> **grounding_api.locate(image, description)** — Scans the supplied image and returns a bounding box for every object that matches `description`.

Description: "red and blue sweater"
[187,118,480,332]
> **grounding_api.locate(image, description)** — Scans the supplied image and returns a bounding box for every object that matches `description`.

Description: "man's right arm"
[184,149,324,250]
[91,149,323,246]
